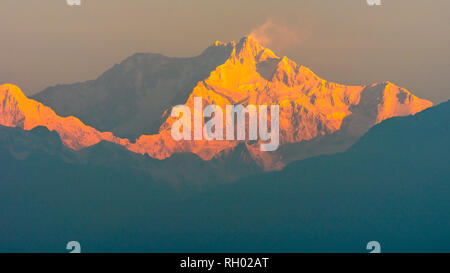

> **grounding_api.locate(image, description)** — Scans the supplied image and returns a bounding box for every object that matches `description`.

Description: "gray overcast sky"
[1,0,449,103]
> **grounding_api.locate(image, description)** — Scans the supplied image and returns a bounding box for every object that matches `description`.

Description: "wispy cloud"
[249,19,304,51]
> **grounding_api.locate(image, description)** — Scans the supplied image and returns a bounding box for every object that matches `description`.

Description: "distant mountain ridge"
[2,36,433,170]
[33,44,234,139]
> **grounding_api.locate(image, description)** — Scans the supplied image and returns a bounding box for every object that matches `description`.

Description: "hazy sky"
[1,0,449,103]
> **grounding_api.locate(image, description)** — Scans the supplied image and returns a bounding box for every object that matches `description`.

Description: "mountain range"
[0,97,447,252]
[2,37,433,172]
[0,35,447,252]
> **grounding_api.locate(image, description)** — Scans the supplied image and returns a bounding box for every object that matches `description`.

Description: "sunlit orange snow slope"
[0,37,433,170]
[0,83,130,150]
